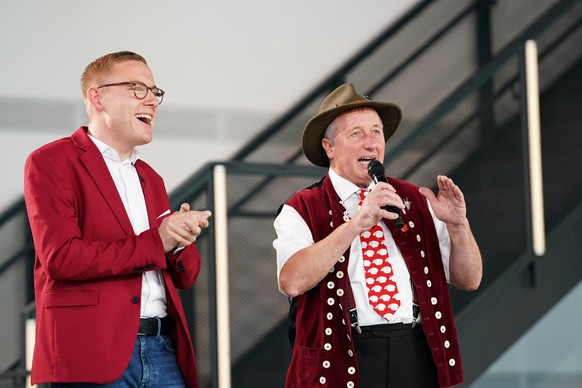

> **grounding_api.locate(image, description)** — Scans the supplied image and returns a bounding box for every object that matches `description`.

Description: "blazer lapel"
[72,127,135,236]
[134,161,158,230]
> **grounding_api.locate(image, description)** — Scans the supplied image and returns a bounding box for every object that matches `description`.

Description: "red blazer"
[24,127,200,387]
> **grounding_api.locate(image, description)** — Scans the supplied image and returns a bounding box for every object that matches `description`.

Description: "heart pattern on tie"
[358,189,401,320]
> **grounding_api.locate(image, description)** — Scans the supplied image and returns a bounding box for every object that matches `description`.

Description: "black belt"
[360,322,421,332]
[350,302,421,335]
[356,322,423,338]
[138,316,172,336]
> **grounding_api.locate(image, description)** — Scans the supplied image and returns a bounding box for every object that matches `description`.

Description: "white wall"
[1,1,418,110]
[0,0,419,210]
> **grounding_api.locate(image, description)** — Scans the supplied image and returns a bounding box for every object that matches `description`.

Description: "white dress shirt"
[89,135,167,319]
[274,168,451,325]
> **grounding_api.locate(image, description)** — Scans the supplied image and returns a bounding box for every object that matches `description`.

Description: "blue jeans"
[51,335,185,388]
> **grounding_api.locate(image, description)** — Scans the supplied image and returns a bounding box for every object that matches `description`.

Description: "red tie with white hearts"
[358,189,401,320]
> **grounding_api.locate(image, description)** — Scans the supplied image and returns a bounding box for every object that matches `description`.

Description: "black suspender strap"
[346,281,361,334]
[411,280,420,327]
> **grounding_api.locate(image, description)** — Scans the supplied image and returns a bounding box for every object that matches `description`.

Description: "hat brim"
[301,101,402,167]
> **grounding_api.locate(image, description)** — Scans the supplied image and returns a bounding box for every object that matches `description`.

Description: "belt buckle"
[138,317,161,336]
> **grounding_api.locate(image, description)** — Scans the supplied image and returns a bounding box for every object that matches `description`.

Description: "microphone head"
[367,160,385,179]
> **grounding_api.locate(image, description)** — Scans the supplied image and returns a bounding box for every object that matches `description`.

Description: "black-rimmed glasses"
[98,81,165,105]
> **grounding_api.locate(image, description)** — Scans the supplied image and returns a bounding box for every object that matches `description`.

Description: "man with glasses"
[24,51,210,387]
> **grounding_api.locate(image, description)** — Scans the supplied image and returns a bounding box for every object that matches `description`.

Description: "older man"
[274,83,482,387]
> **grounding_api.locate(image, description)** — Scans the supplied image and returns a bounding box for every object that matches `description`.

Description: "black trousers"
[353,323,439,388]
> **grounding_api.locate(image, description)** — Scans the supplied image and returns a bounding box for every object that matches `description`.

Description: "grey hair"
[323,119,338,145]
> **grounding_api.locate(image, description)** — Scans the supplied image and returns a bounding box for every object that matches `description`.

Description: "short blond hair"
[80,51,147,117]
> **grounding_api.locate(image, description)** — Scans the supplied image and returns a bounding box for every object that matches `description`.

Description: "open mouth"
[135,114,153,124]
[358,157,376,163]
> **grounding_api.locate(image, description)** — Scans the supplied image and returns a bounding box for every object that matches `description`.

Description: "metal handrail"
[0,197,25,227]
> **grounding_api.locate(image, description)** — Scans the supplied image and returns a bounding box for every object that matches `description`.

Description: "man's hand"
[419,175,467,226]
[354,182,405,232]
[420,175,482,290]
[159,203,212,252]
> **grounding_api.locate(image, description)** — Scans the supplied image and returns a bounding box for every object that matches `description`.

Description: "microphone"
[367,160,406,231]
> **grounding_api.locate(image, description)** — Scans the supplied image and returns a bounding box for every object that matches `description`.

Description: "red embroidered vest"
[284,173,463,387]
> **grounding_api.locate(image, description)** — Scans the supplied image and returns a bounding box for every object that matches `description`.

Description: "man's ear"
[322,138,334,160]
[87,87,105,112]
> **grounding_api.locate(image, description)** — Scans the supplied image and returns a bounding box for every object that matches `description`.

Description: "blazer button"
[131,296,140,304]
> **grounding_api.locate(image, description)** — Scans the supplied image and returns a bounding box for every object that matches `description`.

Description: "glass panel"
[471,281,582,387]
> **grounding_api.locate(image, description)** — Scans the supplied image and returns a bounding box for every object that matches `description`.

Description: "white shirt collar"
[328,167,375,201]
[88,134,140,164]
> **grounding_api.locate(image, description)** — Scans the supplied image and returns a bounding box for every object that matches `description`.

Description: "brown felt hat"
[301,83,402,167]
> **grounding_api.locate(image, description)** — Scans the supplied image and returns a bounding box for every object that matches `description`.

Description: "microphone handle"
[372,176,405,229]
